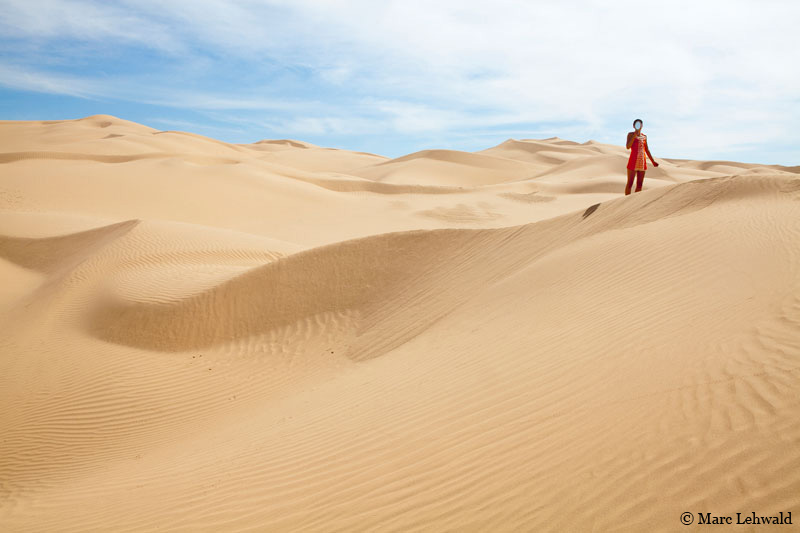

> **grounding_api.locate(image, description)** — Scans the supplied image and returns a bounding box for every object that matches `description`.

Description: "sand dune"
[349,149,542,186]
[1,116,799,532]
[479,137,603,163]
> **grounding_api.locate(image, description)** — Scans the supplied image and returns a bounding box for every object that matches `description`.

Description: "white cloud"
[0,63,100,97]
[0,0,798,162]
[0,0,183,53]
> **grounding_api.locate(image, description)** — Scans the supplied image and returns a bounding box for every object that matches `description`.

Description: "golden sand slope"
[1,116,799,532]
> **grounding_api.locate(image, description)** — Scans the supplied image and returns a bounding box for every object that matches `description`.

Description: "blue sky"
[1,0,798,164]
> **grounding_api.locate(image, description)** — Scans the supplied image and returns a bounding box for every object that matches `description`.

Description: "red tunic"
[627,134,647,171]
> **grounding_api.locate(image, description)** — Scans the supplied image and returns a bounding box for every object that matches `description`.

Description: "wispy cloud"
[0,0,798,163]
[0,63,100,97]
[0,0,183,53]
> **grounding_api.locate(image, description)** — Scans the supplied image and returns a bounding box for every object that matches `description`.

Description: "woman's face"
[634,121,642,130]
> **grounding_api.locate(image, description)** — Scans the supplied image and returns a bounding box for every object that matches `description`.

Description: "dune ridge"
[83,173,779,356]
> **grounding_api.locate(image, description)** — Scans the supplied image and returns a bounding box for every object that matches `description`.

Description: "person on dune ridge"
[625,118,659,195]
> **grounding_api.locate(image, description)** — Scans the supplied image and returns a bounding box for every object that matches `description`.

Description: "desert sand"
[1,115,798,532]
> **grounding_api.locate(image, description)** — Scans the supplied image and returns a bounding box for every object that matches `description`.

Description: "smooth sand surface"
[1,115,799,532]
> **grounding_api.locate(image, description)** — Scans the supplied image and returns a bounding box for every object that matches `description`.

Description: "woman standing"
[625,119,658,195]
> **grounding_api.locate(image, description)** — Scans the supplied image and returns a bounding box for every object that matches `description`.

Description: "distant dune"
[1,115,798,532]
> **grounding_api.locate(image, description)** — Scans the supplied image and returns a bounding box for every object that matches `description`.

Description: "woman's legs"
[626,169,646,195]
[635,170,645,192]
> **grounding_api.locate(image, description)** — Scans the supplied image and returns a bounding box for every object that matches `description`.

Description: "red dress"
[627,133,647,171]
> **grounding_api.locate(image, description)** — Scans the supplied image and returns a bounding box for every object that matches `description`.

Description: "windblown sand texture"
[1,115,799,532]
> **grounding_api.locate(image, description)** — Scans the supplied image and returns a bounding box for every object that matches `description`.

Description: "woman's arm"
[645,140,658,165]
[626,132,635,149]
[644,141,654,160]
